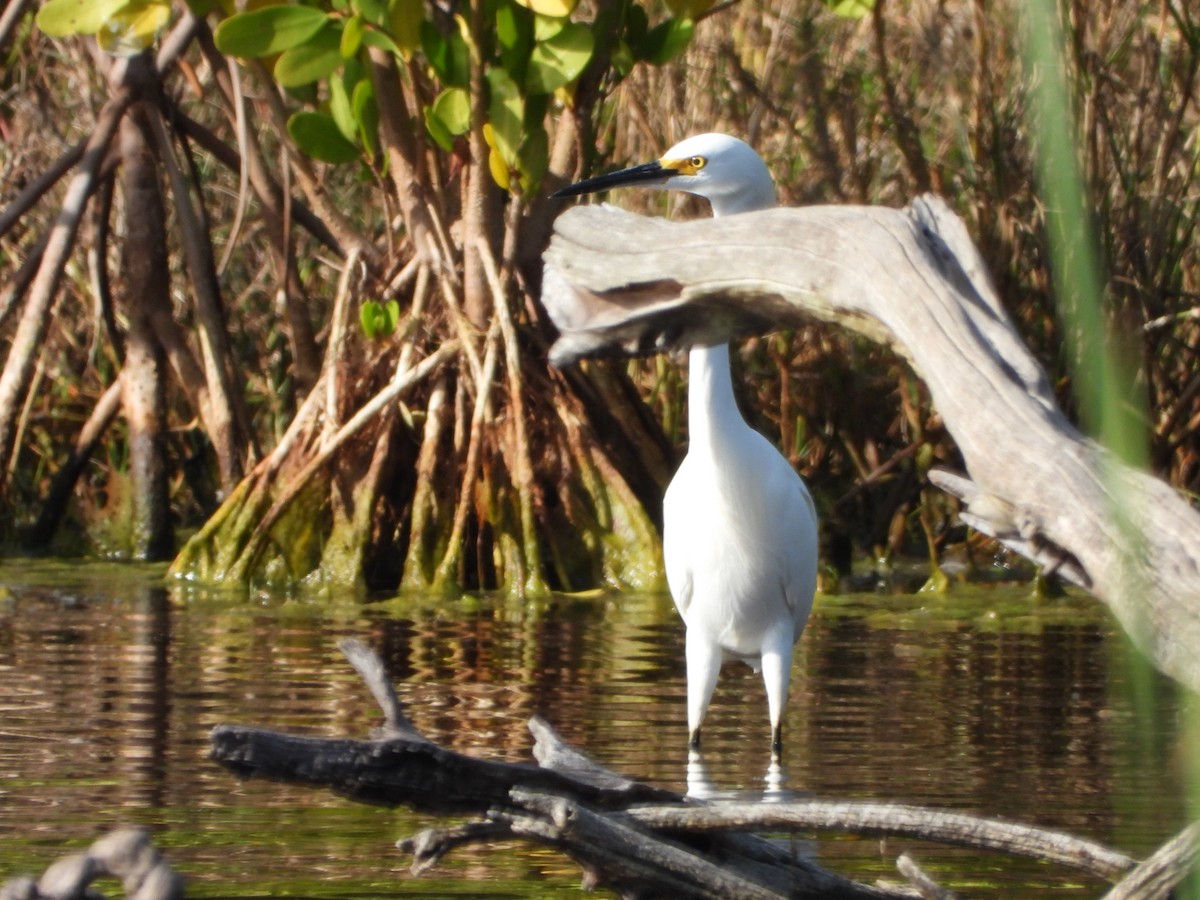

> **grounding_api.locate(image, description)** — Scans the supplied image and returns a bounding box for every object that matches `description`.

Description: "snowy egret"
[553,134,819,756]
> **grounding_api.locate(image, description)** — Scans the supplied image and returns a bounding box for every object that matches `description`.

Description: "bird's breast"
[663,431,818,656]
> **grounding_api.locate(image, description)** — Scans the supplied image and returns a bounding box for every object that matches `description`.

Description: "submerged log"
[539,198,1200,696]
[208,640,1197,899]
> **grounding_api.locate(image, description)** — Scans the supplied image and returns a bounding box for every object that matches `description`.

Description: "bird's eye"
[690,156,707,170]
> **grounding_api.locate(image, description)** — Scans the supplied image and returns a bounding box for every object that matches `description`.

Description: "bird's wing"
[747,435,819,632]
[662,459,697,619]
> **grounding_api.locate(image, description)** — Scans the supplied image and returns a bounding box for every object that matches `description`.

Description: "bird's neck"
[684,194,766,451]
[687,344,746,451]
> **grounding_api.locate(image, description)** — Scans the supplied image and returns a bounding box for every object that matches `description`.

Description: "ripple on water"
[0,564,1189,897]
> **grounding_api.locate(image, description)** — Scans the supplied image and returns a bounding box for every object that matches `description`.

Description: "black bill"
[551,160,673,198]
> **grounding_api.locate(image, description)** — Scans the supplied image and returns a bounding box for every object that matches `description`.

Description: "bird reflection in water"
[686,750,800,803]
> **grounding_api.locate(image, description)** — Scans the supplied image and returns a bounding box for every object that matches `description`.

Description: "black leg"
[688,727,701,751]
[771,723,782,757]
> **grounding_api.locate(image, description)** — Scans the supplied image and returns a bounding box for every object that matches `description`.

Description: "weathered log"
[539,198,1200,695]
[207,640,1196,899]
[210,723,674,814]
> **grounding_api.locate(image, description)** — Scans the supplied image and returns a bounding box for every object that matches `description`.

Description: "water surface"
[0,559,1189,896]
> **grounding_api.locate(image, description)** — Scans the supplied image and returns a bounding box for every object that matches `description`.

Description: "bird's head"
[552,133,775,216]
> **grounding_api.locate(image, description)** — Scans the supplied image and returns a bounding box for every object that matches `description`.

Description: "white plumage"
[554,134,818,755]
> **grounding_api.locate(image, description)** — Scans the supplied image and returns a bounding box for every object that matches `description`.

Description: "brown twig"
[0,139,86,241]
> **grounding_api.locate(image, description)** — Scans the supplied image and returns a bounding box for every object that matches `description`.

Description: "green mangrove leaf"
[664,0,714,17]
[496,0,533,82]
[351,77,379,161]
[431,87,470,135]
[340,13,363,56]
[637,16,693,65]
[622,3,648,48]
[518,124,549,192]
[423,105,454,151]
[352,0,388,25]
[389,0,423,55]
[329,72,356,141]
[825,0,874,18]
[532,12,565,41]
[97,0,171,55]
[359,299,400,339]
[496,1,524,48]
[274,23,344,87]
[359,27,401,55]
[526,21,592,94]
[420,20,468,86]
[483,124,511,190]
[360,301,381,339]
[36,0,133,37]
[213,4,329,57]
[513,0,576,18]
[383,299,400,334]
[288,111,360,163]
[486,67,524,165]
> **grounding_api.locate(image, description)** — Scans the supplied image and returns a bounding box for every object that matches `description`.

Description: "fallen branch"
[896,853,956,900]
[1101,821,1200,900]
[207,640,1191,898]
[621,800,1135,880]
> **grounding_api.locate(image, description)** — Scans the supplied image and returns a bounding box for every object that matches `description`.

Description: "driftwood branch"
[896,854,957,900]
[621,801,1135,879]
[540,199,1200,695]
[1101,821,1200,900]
[208,641,1197,899]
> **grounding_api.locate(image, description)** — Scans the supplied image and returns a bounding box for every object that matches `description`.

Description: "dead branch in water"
[207,639,1197,899]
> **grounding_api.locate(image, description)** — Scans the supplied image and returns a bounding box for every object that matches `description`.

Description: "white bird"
[553,134,819,756]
